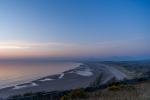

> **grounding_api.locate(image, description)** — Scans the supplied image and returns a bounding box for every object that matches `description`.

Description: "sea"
[0,61,81,89]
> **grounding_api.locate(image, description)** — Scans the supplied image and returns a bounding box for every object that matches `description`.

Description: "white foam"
[13,82,38,90]
[39,78,54,82]
[75,69,93,76]
[31,82,38,86]
[59,73,64,79]
[13,85,28,90]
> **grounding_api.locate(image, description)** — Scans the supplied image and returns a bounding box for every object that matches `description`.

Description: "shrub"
[60,95,70,100]
[108,83,136,91]
[109,84,121,91]
[69,89,87,99]
[60,89,88,100]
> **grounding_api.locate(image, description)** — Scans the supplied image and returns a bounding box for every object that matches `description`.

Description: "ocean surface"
[0,62,80,89]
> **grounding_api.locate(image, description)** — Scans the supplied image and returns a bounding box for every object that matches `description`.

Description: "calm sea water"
[0,62,81,89]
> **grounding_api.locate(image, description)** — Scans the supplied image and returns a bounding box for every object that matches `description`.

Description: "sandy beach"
[0,63,127,98]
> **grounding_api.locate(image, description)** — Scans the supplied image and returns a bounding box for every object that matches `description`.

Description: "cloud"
[0,41,75,50]
[0,39,149,58]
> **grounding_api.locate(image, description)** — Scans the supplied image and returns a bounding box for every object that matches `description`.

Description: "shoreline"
[0,62,82,90]
[0,62,127,98]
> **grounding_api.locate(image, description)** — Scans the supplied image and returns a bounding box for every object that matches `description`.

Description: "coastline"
[0,62,127,98]
[0,62,82,90]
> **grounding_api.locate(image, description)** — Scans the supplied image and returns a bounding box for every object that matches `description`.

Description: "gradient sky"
[0,0,149,59]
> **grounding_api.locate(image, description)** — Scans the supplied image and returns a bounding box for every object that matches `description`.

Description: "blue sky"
[0,0,149,59]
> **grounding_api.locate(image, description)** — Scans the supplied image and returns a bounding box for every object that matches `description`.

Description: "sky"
[0,0,150,59]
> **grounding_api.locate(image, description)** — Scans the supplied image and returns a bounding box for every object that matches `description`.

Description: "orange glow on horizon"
[0,40,149,59]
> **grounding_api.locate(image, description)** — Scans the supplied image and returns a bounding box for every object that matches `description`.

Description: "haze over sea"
[0,61,80,89]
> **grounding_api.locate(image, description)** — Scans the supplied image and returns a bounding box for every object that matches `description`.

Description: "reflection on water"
[0,62,80,88]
